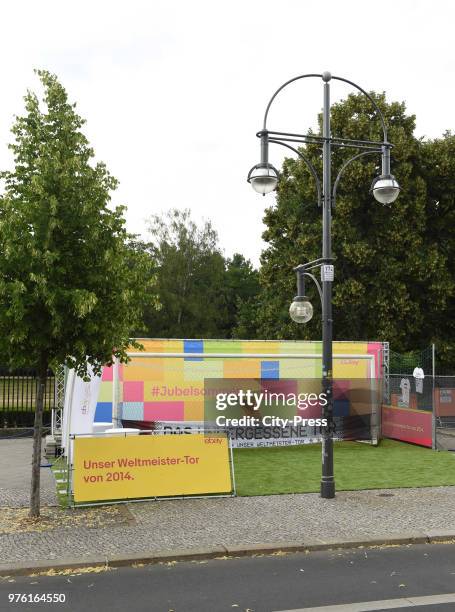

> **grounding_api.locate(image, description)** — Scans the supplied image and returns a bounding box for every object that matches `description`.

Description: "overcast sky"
[0,0,453,265]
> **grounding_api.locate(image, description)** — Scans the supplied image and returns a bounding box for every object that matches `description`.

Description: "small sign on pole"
[321,265,334,282]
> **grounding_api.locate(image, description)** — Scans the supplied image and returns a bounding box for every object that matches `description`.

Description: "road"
[1,543,455,612]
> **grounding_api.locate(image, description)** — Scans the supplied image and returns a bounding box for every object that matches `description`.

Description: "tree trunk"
[30,364,47,518]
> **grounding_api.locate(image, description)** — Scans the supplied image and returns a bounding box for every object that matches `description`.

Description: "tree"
[419,132,455,369]
[142,211,262,339]
[143,209,227,338]
[0,70,157,517]
[222,253,260,338]
[255,92,455,365]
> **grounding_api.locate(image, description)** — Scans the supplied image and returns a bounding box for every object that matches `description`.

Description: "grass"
[50,455,71,508]
[49,439,455,507]
[233,439,455,496]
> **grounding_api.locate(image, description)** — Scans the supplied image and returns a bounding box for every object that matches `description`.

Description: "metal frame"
[67,429,236,508]
[51,364,66,439]
[126,352,376,359]
[432,343,436,450]
[61,346,381,507]
[382,341,390,406]
[253,72,396,499]
[123,352,379,452]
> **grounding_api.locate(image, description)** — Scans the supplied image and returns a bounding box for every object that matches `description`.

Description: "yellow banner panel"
[73,434,232,502]
[333,342,368,355]
[333,358,370,378]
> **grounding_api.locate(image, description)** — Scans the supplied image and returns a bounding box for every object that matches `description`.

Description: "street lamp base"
[320,479,335,499]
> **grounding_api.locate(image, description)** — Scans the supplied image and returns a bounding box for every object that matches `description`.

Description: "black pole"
[297,270,305,297]
[321,72,335,498]
[255,70,395,499]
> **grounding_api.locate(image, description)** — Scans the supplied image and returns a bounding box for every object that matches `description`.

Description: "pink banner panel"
[260,379,298,395]
[367,342,383,381]
[382,405,432,447]
[144,401,185,421]
[101,366,113,381]
[333,379,350,399]
[123,381,144,402]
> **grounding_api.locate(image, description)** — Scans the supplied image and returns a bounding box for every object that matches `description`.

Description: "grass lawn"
[50,455,70,508]
[233,439,455,496]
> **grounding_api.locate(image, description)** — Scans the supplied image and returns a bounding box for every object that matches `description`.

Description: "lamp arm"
[303,272,323,309]
[269,138,322,207]
[331,76,388,143]
[332,150,381,207]
[263,74,322,130]
[263,73,389,145]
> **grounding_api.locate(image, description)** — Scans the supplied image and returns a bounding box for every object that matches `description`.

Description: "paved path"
[3,543,455,611]
[2,486,455,566]
[0,438,57,508]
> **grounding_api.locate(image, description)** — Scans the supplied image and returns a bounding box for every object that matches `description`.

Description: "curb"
[1,532,455,577]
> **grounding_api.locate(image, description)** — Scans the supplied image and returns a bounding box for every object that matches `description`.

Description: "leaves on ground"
[29,565,116,577]
[0,505,133,534]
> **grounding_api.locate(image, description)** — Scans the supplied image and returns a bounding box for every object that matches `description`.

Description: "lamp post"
[248,72,399,499]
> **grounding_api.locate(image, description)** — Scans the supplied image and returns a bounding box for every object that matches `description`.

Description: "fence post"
[112,357,120,427]
[382,342,390,405]
[432,343,436,450]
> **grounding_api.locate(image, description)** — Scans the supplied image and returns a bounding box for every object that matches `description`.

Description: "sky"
[0,0,453,266]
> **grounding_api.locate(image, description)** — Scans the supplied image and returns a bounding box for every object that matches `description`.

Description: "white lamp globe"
[371,175,400,204]
[289,297,313,324]
[248,163,279,195]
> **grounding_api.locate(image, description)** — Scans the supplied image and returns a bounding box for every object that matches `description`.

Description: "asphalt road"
[2,543,455,612]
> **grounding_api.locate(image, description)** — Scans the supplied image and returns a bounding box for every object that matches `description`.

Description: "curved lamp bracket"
[332,150,381,207]
[295,268,323,309]
[303,272,323,308]
[263,73,389,145]
[268,138,322,207]
[263,73,323,130]
[331,76,388,144]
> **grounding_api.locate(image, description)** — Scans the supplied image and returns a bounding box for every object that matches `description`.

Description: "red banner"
[382,405,432,448]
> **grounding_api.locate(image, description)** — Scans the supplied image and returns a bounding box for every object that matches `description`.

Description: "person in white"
[399,378,411,407]
[413,367,425,394]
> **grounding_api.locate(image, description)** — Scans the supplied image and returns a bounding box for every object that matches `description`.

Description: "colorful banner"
[93,339,383,427]
[73,433,232,502]
[381,405,432,447]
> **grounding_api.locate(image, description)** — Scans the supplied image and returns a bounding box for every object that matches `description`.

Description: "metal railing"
[0,367,56,428]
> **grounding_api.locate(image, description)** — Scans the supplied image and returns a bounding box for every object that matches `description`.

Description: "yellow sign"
[73,433,232,502]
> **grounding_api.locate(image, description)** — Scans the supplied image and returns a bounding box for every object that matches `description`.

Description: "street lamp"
[248,163,279,195]
[289,268,321,323]
[289,297,313,323]
[371,175,400,204]
[371,143,400,204]
[248,71,399,499]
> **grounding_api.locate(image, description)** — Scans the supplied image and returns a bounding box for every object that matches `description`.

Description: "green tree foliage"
[142,210,260,339]
[0,70,157,515]
[419,132,455,368]
[255,93,455,365]
[144,209,226,338]
[223,253,260,338]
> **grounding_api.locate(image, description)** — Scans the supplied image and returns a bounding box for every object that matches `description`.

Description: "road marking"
[275,592,455,611]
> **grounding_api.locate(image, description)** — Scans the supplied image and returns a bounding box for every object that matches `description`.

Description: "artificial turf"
[233,439,455,496]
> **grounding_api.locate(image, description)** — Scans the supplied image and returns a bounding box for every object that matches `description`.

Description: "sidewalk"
[1,440,455,573]
[0,438,57,508]
[2,485,455,571]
